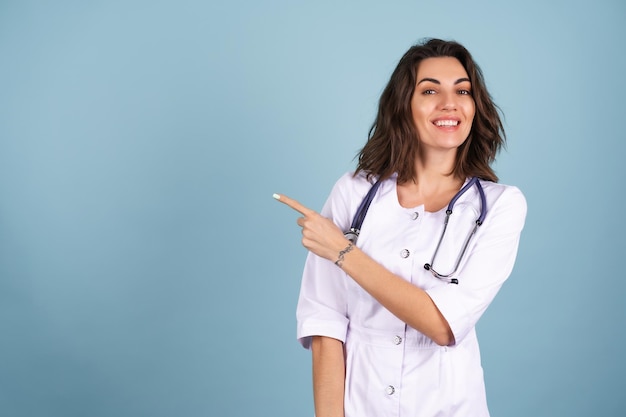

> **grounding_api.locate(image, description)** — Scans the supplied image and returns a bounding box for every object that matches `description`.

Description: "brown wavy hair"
[355,38,505,184]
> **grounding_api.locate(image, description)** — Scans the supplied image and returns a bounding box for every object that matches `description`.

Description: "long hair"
[355,38,505,183]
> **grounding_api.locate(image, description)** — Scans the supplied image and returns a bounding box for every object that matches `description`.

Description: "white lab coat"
[296,172,527,417]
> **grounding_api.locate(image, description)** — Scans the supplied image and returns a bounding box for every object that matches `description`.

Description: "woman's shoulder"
[478,179,527,227]
[319,172,377,225]
[330,171,379,197]
[479,179,526,204]
[323,171,390,215]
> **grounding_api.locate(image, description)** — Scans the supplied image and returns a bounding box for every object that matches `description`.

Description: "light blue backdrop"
[1,1,624,416]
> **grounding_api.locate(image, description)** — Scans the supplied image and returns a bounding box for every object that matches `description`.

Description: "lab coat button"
[411,212,419,220]
[393,335,402,345]
[400,249,410,258]
[385,385,395,395]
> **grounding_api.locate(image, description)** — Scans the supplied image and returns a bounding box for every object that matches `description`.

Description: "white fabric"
[296,171,527,417]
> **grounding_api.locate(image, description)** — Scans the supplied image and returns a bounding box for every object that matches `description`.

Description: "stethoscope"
[344,177,487,284]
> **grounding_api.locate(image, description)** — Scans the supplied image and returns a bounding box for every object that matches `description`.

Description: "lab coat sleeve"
[426,185,527,345]
[296,173,358,349]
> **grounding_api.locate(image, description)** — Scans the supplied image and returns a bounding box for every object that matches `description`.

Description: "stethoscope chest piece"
[344,228,360,244]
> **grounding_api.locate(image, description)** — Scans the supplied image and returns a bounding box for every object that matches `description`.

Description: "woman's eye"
[458,89,472,96]
[422,89,436,95]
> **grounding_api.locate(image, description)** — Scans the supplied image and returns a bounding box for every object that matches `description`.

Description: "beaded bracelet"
[334,243,354,268]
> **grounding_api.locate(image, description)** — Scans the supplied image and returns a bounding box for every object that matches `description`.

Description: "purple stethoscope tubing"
[344,176,487,284]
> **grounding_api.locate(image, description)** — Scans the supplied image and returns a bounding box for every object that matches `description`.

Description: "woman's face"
[410,57,475,155]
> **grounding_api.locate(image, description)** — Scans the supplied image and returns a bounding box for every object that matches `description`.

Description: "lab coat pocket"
[412,346,445,390]
[400,346,452,414]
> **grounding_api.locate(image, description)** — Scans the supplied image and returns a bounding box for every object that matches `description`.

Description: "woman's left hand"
[274,193,350,261]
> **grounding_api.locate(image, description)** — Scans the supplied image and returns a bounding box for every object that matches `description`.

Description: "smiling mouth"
[434,120,459,127]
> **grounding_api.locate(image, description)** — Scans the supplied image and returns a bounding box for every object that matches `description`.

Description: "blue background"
[1,1,624,416]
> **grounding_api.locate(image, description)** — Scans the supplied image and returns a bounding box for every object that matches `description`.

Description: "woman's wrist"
[334,242,354,268]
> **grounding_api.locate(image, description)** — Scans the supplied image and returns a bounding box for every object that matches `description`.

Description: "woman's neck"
[396,155,464,211]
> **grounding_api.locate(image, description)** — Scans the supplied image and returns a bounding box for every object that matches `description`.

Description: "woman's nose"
[439,91,458,111]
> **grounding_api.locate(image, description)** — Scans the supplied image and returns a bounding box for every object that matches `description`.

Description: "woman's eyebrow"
[417,77,471,85]
[417,77,440,85]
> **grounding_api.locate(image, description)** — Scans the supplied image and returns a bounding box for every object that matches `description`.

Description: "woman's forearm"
[311,336,345,417]
[340,247,454,346]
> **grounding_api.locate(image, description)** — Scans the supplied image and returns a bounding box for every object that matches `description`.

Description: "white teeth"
[435,120,459,127]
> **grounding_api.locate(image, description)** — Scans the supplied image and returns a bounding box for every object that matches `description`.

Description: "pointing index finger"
[273,193,315,216]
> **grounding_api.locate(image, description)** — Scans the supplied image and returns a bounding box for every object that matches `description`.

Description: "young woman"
[275,38,527,417]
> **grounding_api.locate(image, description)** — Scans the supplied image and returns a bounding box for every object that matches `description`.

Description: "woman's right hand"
[273,193,350,263]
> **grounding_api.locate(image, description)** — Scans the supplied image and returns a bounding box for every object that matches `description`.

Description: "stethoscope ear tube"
[344,179,383,244]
